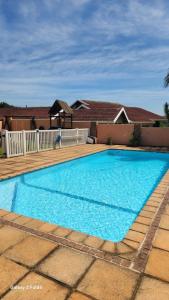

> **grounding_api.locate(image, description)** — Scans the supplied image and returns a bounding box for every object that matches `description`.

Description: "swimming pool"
[0,150,169,242]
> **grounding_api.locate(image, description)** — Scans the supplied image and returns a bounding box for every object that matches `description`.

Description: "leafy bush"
[0,147,4,157]
[107,137,113,145]
[129,125,141,147]
[153,121,160,127]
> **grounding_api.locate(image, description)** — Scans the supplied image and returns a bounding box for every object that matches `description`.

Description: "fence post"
[76,128,79,145]
[59,128,62,148]
[22,130,26,155]
[5,130,9,158]
[36,129,39,152]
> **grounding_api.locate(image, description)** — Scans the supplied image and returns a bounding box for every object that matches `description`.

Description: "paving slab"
[146,200,159,207]
[67,231,87,242]
[4,235,57,267]
[135,216,152,226]
[153,228,169,251]
[68,292,91,300]
[145,248,169,282]
[2,272,69,300]
[0,210,9,217]
[38,247,93,287]
[116,243,137,258]
[0,256,28,296]
[12,216,31,225]
[84,236,104,249]
[139,210,154,219]
[125,230,145,243]
[143,205,156,212]
[164,205,169,215]
[159,214,169,230]
[78,259,139,300]
[38,223,57,233]
[53,226,72,237]
[135,276,169,300]
[131,223,149,234]
[24,219,44,229]
[2,213,20,221]
[0,226,27,254]
[122,239,140,250]
[101,241,116,253]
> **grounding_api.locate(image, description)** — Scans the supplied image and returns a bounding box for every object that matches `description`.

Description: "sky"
[0,0,169,114]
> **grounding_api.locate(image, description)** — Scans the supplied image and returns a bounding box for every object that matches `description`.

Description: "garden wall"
[72,121,91,129]
[10,119,58,131]
[141,127,169,147]
[96,124,169,147]
[9,119,91,131]
[97,124,134,144]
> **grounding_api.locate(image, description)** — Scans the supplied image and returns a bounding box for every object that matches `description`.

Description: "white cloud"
[0,0,169,112]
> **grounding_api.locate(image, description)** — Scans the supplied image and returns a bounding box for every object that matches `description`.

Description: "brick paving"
[0,144,169,299]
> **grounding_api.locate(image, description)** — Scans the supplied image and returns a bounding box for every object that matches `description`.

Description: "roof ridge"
[82,99,122,105]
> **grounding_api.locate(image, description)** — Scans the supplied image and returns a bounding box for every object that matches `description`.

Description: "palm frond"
[164,72,169,87]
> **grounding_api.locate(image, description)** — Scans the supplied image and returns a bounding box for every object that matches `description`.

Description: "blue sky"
[0,0,169,114]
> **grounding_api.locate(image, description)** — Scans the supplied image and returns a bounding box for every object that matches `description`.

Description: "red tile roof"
[125,107,164,122]
[0,107,50,118]
[82,100,122,109]
[0,100,165,124]
[72,100,164,123]
[73,108,121,121]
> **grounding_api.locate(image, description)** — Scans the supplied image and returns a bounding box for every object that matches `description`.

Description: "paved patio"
[0,144,169,299]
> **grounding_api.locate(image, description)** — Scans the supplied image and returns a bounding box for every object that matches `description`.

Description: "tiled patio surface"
[0,144,169,299]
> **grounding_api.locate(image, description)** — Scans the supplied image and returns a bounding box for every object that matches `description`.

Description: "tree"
[164,71,169,87]
[164,102,169,123]
[0,101,14,108]
[129,124,141,147]
[164,72,169,123]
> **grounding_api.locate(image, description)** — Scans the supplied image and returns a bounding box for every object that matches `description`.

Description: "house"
[71,100,164,125]
[49,100,73,129]
[0,100,73,130]
[0,106,50,130]
[0,99,165,131]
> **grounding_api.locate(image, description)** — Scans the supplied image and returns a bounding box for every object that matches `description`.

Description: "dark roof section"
[0,107,50,118]
[73,108,122,121]
[49,100,73,115]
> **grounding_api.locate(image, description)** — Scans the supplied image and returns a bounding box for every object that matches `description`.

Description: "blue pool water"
[0,150,169,242]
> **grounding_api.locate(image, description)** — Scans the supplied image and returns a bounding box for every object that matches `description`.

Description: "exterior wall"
[97,124,134,144]
[90,122,97,136]
[141,127,169,147]
[10,119,58,131]
[72,121,91,129]
[11,119,31,131]
[97,123,169,147]
[35,119,52,129]
[1,118,91,131]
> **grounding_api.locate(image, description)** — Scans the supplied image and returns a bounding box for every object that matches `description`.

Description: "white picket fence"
[2,128,89,158]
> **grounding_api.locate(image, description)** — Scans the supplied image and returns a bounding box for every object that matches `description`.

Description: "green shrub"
[0,147,3,157]
[107,137,113,145]
[129,125,141,147]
